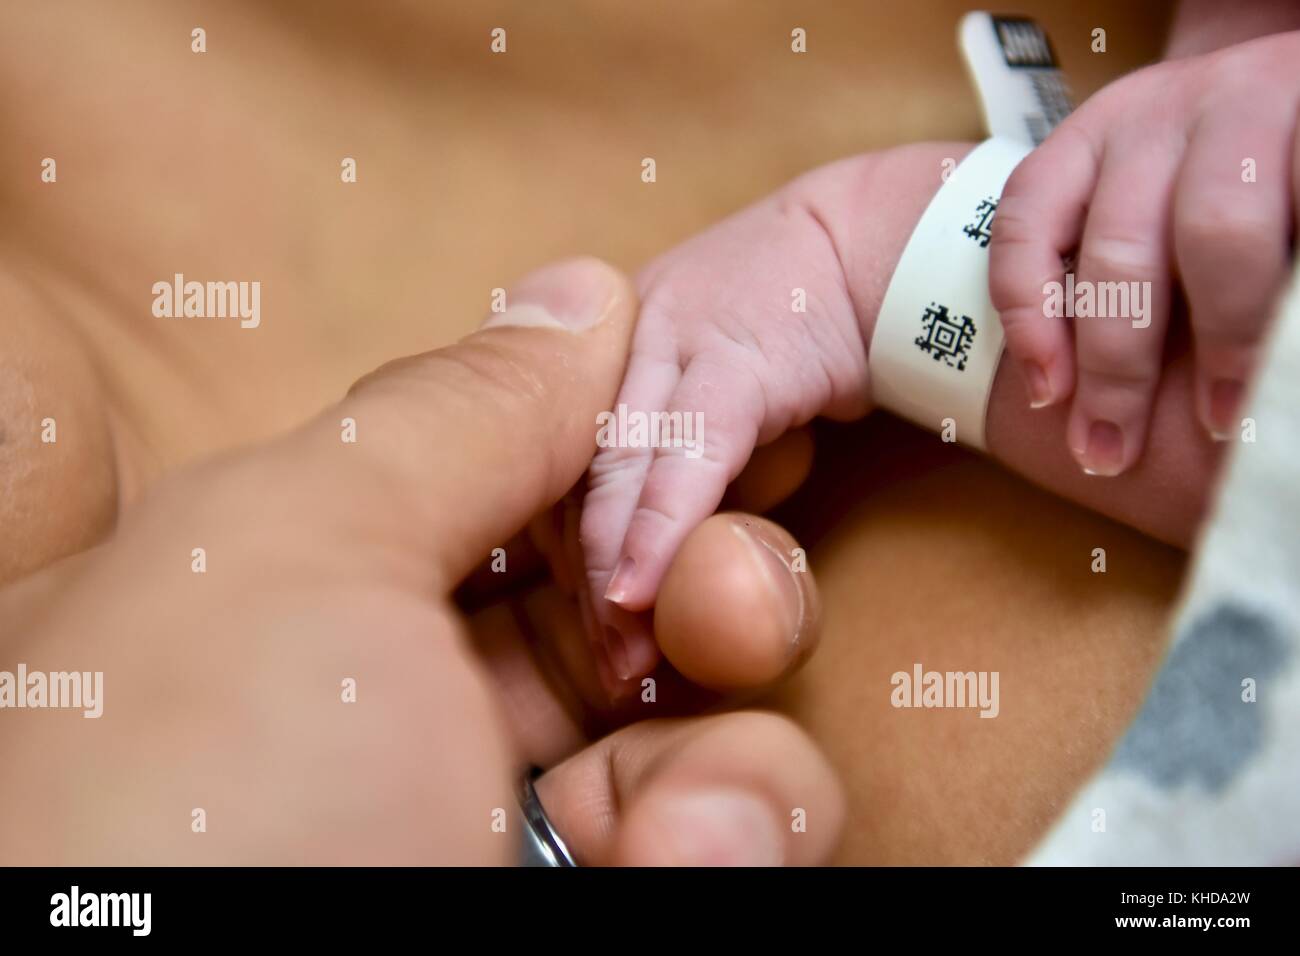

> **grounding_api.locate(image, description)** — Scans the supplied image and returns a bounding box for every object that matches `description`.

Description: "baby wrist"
[866,138,1031,450]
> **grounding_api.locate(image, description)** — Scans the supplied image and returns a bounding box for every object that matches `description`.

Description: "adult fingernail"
[647,789,785,866]
[1074,420,1125,477]
[604,556,637,605]
[1204,378,1243,442]
[1023,361,1053,409]
[481,257,622,332]
[730,517,804,659]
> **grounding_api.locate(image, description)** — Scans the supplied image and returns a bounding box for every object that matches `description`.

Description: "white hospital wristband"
[958,13,1073,147]
[867,137,1031,451]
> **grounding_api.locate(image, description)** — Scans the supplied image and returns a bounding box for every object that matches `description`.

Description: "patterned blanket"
[1027,260,1300,865]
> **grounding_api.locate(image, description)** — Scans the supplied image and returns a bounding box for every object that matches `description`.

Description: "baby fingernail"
[1205,378,1243,441]
[604,626,633,681]
[1023,361,1053,409]
[624,625,661,677]
[605,624,657,682]
[592,639,619,693]
[604,556,637,605]
[481,258,622,332]
[1075,420,1125,477]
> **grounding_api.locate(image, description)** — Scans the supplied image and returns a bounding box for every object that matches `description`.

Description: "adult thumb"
[295,257,635,591]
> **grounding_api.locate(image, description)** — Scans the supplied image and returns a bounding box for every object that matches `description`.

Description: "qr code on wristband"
[915,303,976,370]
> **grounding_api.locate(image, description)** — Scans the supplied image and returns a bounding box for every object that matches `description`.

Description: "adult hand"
[0,258,841,865]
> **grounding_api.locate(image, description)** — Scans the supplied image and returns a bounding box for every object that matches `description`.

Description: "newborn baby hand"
[582,34,1300,690]
[989,30,1300,473]
[580,144,962,687]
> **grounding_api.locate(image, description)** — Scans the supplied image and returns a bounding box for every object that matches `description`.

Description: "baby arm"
[582,142,1225,689]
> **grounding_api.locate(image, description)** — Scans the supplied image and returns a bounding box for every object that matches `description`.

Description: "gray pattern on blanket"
[1109,602,1289,793]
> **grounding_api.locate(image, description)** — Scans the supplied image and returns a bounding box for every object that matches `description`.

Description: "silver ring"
[517,773,578,867]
